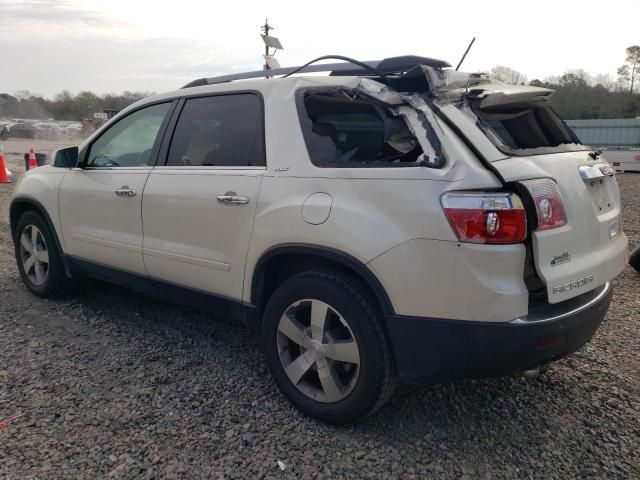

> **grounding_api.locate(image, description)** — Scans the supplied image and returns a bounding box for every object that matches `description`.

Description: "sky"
[1,0,639,98]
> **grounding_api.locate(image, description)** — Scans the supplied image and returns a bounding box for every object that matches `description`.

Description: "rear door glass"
[166,94,264,167]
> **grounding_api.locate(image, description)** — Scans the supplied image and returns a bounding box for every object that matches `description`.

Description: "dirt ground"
[1,138,79,175]
[0,140,638,479]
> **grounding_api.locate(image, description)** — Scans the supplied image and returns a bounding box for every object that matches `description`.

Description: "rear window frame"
[466,100,590,157]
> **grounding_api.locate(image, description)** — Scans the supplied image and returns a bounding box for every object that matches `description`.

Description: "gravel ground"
[0,148,639,478]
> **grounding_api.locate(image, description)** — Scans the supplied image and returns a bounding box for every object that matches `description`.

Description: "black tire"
[261,270,397,424]
[630,246,640,273]
[14,211,73,297]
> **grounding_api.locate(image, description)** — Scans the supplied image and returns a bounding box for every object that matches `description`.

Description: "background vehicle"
[10,55,629,423]
[81,109,119,136]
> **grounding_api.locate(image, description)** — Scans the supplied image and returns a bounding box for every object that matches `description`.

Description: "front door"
[59,102,173,274]
[142,93,265,301]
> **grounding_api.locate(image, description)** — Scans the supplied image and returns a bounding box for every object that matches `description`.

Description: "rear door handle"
[217,192,249,205]
[114,186,137,197]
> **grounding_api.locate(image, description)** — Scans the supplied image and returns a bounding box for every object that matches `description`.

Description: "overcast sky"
[1,0,638,97]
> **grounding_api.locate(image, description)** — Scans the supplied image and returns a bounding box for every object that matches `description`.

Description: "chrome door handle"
[114,186,137,197]
[217,192,249,205]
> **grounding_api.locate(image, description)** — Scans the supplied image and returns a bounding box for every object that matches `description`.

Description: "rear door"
[471,93,629,303]
[141,93,265,301]
[59,102,173,274]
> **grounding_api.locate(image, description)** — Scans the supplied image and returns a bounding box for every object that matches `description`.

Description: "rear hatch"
[459,86,629,303]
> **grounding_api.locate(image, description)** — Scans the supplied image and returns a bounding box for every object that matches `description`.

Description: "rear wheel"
[14,211,73,297]
[261,270,397,424]
[630,245,640,273]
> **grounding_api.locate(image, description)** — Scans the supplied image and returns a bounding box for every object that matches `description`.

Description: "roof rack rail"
[181,55,451,89]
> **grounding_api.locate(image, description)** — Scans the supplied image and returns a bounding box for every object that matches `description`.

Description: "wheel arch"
[250,244,395,318]
[10,196,66,259]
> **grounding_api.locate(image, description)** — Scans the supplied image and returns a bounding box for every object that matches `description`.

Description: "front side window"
[87,102,171,167]
[296,89,424,168]
[166,94,264,167]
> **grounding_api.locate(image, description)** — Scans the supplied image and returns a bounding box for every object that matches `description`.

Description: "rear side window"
[167,93,264,167]
[296,89,424,167]
[470,103,583,155]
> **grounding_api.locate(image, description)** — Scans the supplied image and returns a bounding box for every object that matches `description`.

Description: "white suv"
[10,56,629,424]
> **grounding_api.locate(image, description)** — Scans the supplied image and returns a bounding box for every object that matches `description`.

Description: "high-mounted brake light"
[519,179,567,231]
[441,192,527,244]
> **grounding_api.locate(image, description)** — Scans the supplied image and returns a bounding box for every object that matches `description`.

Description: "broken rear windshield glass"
[296,89,425,167]
[463,102,585,155]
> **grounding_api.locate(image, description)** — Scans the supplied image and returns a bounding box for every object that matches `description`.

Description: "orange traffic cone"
[28,148,37,170]
[0,149,9,183]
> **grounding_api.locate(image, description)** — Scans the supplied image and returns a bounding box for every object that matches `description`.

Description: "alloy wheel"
[19,225,49,286]
[277,299,360,403]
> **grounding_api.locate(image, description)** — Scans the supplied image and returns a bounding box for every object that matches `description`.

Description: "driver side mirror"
[51,146,79,168]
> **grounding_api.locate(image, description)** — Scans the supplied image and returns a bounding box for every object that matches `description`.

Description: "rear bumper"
[386,282,612,384]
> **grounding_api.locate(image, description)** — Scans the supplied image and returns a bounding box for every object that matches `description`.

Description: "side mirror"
[51,146,79,168]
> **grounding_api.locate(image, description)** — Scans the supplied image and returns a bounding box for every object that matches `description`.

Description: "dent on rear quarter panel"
[367,239,528,321]
[12,167,68,249]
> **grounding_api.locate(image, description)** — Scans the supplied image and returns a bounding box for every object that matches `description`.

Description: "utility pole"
[260,19,283,77]
[261,19,273,71]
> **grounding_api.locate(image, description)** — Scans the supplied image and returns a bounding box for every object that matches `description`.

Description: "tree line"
[0,90,152,121]
[1,46,639,121]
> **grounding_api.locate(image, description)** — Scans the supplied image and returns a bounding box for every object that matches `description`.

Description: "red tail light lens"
[441,192,527,244]
[520,179,567,231]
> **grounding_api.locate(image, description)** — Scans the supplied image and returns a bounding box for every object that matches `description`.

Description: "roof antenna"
[455,37,476,71]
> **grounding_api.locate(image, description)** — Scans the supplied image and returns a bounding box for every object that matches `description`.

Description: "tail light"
[519,179,567,231]
[441,192,527,244]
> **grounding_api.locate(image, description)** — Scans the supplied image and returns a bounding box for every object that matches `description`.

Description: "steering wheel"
[136,148,152,165]
[91,154,120,167]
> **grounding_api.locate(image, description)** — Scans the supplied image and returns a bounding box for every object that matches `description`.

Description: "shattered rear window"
[462,102,586,155]
[296,89,425,167]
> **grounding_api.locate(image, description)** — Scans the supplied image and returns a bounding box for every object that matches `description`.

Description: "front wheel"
[14,211,73,297]
[261,271,397,424]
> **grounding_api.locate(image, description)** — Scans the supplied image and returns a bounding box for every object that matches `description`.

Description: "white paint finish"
[58,168,151,274]
[242,173,501,305]
[13,73,629,327]
[142,168,264,299]
[368,239,528,321]
[302,193,332,225]
[436,103,508,163]
[11,166,67,247]
[492,152,629,303]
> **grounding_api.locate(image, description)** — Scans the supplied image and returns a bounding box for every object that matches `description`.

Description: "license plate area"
[578,164,616,215]
[584,178,615,214]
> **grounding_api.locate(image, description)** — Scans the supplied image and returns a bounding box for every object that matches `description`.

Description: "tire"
[14,211,73,297]
[261,270,397,424]
[630,246,640,273]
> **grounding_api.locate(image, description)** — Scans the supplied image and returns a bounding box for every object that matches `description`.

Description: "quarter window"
[87,103,171,167]
[166,94,264,167]
[297,89,424,168]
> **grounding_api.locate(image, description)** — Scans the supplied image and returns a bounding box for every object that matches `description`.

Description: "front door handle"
[114,186,137,197]
[217,192,249,205]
